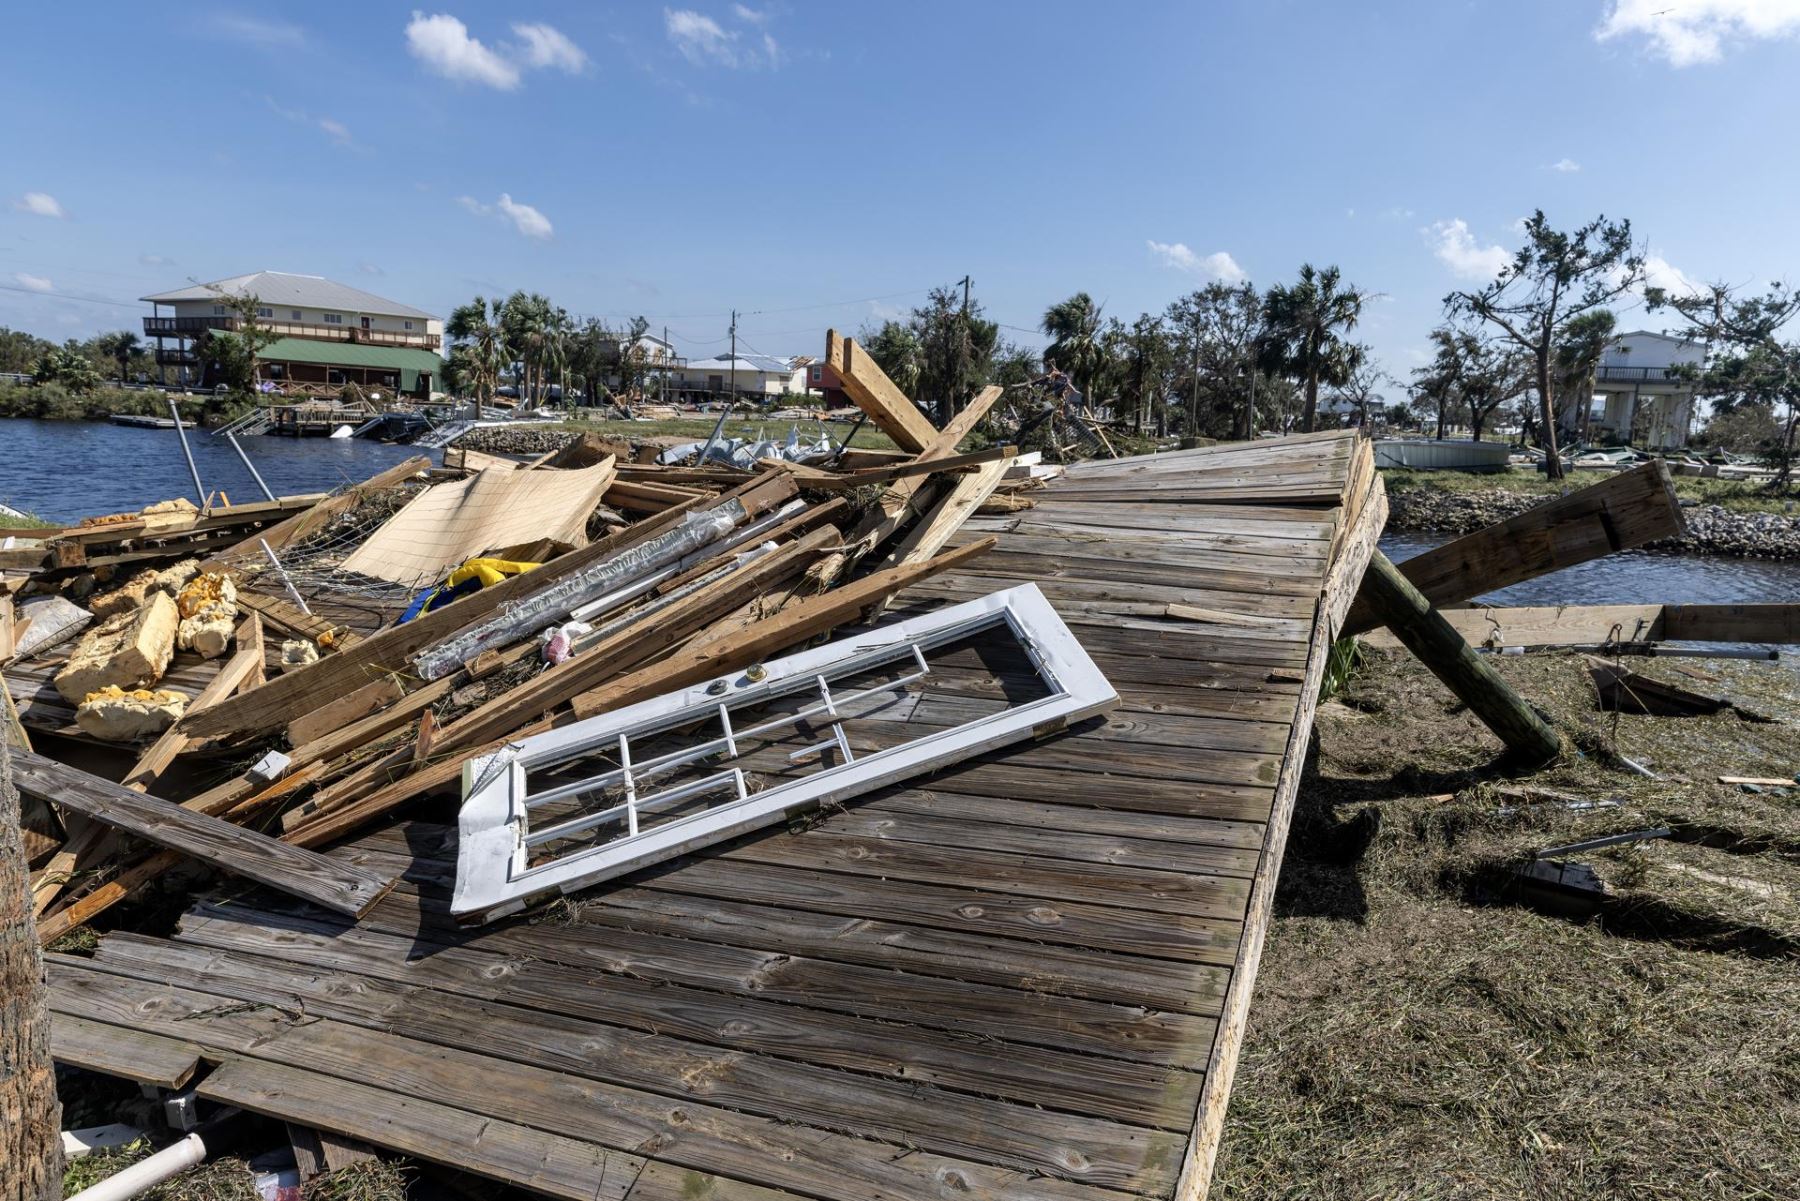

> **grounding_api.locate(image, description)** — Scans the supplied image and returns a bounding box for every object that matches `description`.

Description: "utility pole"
[728,309,738,406]
[950,275,971,426]
[662,325,669,405]
[1187,312,1203,446]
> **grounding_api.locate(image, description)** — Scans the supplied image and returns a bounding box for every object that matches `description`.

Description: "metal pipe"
[258,538,312,615]
[167,400,206,509]
[225,433,276,502]
[65,1133,206,1201]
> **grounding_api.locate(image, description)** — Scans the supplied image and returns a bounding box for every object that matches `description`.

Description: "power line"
[0,282,142,309]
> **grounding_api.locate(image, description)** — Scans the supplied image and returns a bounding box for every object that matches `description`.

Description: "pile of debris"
[0,334,1058,947]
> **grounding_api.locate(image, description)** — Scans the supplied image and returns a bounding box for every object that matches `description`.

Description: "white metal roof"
[684,353,797,374]
[141,271,437,320]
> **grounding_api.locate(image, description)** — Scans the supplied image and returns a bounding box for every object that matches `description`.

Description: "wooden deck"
[45,431,1385,1201]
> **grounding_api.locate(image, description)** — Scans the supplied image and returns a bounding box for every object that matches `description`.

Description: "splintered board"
[47,431,1383,1201]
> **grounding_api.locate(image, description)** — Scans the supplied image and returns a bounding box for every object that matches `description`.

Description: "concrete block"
[74,686,189,741]
[54,592,179,702]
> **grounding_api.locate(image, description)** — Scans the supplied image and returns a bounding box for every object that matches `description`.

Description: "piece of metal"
[1535,827,1673,860]
[168,400,206,509]
[453,583,1116,923]
[258,539,312,616]
[225,433,277,502]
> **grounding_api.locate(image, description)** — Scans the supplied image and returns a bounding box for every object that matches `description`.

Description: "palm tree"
[95,331,140,386]
[1041,292,1106,403]
[447,296,506,406]
[1260,264,1366,433]
[1553,309,1617,444]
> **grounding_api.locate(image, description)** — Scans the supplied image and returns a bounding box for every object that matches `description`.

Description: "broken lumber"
[825,328,940,453]
[1344,461,1685,636]
[206,455,429,567]
[571,536,1000,720]
[11,750,393,917]
[1355,550,1562,765]
[178,472,798,742]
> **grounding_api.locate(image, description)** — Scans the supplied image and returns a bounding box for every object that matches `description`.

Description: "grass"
[63,1143,258,1201]
[1211,646,1800,1199]
[1383,465,1800,516]
[61,1137,407,1201]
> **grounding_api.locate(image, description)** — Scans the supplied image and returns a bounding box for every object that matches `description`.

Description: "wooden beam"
[1358,602,1800,652]
[570,536,998,721]
[801,445,1016,490]
[1344,461,1684,636]
[11,750,394,917]
[825,328,939,453]
[178,471,799,742]
[1354,551,1562,765]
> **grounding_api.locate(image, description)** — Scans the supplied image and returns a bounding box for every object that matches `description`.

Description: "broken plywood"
[340,460,616,589]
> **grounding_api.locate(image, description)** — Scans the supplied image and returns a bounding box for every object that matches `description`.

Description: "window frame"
[452,583,1115,922]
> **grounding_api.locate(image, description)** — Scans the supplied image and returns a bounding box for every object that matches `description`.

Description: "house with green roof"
[141,271,445,397]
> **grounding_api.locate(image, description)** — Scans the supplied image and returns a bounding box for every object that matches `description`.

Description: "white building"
[1586,330,1704,450]
[674,353,807,399]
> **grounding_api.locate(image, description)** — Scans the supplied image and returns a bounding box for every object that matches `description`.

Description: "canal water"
[0,419,426,524]
[1381,533,1800,607]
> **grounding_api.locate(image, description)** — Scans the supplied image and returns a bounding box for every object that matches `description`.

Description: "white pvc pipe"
[66,1133,206,1201]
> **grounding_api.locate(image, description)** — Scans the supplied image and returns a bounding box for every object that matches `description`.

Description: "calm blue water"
[0,419,428,523]
[1381,533,1800,606]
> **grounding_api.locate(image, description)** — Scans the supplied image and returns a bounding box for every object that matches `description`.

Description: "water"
[1381,533,1800,606]
[0,419,428,523]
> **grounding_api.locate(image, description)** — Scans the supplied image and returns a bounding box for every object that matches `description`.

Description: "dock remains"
[7,329,1737,1200]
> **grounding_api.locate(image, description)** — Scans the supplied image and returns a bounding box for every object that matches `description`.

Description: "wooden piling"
[1357,550,1563,765]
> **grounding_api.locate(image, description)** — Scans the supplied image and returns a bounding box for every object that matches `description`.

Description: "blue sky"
[4,1,1799,382]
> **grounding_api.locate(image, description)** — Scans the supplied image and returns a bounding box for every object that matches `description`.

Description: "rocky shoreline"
[1387,485,1800,559]
[449,426,577,457]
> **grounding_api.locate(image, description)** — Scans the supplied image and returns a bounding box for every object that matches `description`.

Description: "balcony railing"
[144,315,439,350]
[154,347,197,366]
[1596,365,1693,384]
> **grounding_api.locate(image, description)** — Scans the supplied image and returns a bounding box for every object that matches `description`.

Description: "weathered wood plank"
[1344,460,1684,635]
[50,1012,201,1089]
[12,751,393,917]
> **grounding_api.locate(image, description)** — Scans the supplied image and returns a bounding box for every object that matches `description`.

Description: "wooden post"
[1,743,63,1200]
[1358,550,1563,765]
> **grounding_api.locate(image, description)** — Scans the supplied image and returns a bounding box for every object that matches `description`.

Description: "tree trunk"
[1537,351,1564,481]
[1302,368,1319,433]
[1,744,62,1201]
[1435,402,1446,441]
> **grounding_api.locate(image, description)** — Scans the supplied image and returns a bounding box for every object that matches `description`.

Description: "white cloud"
[1641,253,1704,297]
[14,273,53,293]
[208,13,306,48]
[1596,0,1800,65]
[1146,241,1247,283]
[667,9,736,63]
[139,253,172,267]
[666,7,780,67]
[406,12,521,89]
[1549,157,1581,172]
[1428,218,1511,281]
[358,262,385,277]
[318,117,353,145]
[497,194,553,238]
[458,193,553,239]
[13,192,66,219]
[511,22,588,72]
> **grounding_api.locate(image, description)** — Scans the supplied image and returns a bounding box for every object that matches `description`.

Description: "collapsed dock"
[13,333,1729,1200]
